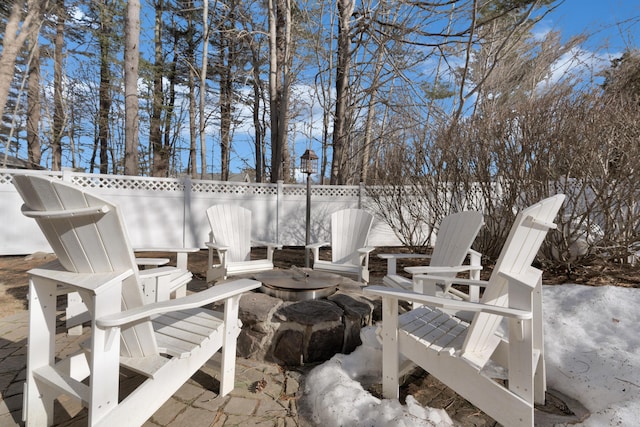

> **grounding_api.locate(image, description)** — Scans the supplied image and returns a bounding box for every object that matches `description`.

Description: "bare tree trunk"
[360,103,375,183]
[27,32,41,169]
[98,1,113,174]
[51,0,65,171]
[164,27,179,176]
[150,0,167,177]
[68,102,77,169]
[189,66,197,177]
[220,44,232,181]
[268,0,281,182]
[268,0,293,182]
[199,0,209,179]
[279,0,292,181]
[186,6,197,178]
[250,43,264,182]
[124,0,140,175]
[359,15,387,184]
[331,0,354,185]
[217,6,235,182]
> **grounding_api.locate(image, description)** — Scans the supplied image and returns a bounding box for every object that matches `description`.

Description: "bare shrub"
[366,59,640,271]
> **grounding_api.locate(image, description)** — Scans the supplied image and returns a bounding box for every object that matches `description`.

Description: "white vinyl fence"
[0,168,402,256]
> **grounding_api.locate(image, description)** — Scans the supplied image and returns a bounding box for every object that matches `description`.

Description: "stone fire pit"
[234,270,382,366]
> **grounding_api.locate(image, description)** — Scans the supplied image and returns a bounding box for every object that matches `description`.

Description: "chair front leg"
[468,249,482,301]
[220,294,242,396]
[207,245,228,282]
[218,249,229,276]
[25,276,57,425]
[532,277,546,404]
[310,246,320,264]
[267,245,276,262]
[507,276,536,408]
[381,296,400,399]
[176,252,189,270]
[141,273,172,304]
[358,252,370,283]
[507,317,535,411]
[66,291,88,335]
[385,256,398,275]
[88,284,122,425]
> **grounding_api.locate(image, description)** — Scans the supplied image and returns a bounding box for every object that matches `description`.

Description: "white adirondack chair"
[13,175,261,426]
[206,204,282,282]
[379,211,484,302]
[364,195,565,427]
[306,208,375,283]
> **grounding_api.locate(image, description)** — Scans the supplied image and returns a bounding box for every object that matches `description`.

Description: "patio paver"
[0,309,312,427]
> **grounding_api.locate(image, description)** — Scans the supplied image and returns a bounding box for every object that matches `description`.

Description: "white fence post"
[277,180,284,245]
[62,168,74,182]
[182,175,192,248]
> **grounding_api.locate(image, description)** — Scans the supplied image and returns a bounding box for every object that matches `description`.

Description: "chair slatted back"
[13,175,158,358]
[461,195,565,365]
[330,208,374,265]
[206,204,253,262]
[429,211,484,272]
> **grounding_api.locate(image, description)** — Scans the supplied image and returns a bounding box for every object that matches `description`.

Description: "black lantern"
[300,149,318,267]
[300,149,318,175]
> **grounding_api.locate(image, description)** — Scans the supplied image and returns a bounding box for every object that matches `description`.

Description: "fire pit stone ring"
[229,267,381,365]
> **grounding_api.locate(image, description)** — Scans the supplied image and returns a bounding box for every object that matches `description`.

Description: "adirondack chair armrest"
[357,247,375,267]
[413,274,489,288]
[405,265,483,275]
[467,248,481,257]
[135,247,199,270]
[138,266,181,279]
[205,241,231,252]
[364,285,532,319]
[28,262,134,295]
[377,253,432,275]
[136,257,171,268]
[96,279,262,328]
[377,253,432,260]
[21,204,110,219]
[206,242,230,260]
[306,242,329,262]
[135,247,200,253]
[206,241,231,270]
[498,268,543,290]
[251,240,282,261]
[411,273,487,300]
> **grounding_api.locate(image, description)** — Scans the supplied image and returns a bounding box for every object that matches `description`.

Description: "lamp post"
[300,149,318,268]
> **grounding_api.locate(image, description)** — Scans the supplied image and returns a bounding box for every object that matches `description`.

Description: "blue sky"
[549,0,639,54]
